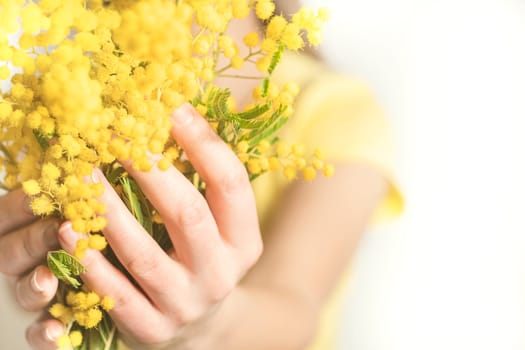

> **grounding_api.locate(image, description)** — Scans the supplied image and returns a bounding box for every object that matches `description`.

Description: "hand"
[25,104,263,349]
[0,190,64,348]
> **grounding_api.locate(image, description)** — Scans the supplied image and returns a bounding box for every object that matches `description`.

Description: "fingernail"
[31,269,43,293]
[44,328,55,342]
[91,168,102,183]
[171,103,194,126]
[58,222,78,248]
[44,326,61,342]
[91,173,99,183]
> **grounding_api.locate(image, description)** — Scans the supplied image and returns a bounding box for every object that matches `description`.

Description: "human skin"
[0,148,387,350]
[0,10,389,350]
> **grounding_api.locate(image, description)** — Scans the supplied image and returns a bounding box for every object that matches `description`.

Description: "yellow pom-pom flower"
[69,331,83,347]
[22,180,41,196]
[56,334,71,349]
[88,234,108,250]
[0,65,10,80]
[101,296,115,311]
[302,166,317,181]
[283,165,297,180]
[255,0,275,20]
[49,303,67,318]
[266,15,287,40]
[323,164,335,177]
[244,32,260,47]
[30,195,55,215]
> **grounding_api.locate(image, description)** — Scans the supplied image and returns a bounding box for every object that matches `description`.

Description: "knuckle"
[125,253,162,279]
[0,190,32,234]
[15,279,33,311]
[240,237,263,272]
[207,276,235,303]
[0,257,21,276]
[110,292,132,314]
[191,118,217,143]
[134,329,168,346]
[25,324,36,348]
[173,305,204,327]
[23,220,56,263]
[218,166,250,195]
[178,196,209,228]
[23,226,42,261]
[201,260,237,303]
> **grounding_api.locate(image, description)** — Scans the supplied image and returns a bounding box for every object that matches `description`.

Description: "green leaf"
[248,105,289,147]
[261,44,284,98]
[119,175,154,235]
[206,87,273,129]
[261,78,270,97]
[47,250,86,288]
[267,44,284,75]
[206,88,229,121]
[33,130,50,150]
[103,165,125,185]
[119,176,144,226]
[234,103,272,120]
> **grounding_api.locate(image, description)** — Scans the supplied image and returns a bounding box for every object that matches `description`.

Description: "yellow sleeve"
[284,73,404,222]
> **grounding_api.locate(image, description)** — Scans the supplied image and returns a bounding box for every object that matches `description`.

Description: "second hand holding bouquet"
[0,0,332,348]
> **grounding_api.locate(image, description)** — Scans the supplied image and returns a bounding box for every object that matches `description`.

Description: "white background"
[2,0,525,349]
[316,0,525,349]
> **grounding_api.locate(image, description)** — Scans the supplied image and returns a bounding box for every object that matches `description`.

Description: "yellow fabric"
[252,52,403,350]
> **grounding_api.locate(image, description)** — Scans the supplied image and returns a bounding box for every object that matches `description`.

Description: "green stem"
[215,49,262,74]
[0,143,16,165]
[191,28,206,44]
[103,326,116,350]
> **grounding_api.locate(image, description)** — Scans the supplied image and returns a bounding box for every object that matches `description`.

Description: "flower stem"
[0,143,15,165]
[218,74,265,80]
[215,49,262,74]
[103,326,116,350]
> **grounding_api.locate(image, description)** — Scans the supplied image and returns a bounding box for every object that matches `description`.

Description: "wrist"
[153,287,245,350]
[190,286,246,349]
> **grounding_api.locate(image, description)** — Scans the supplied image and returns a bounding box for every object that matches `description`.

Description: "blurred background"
[320,0,525,349]
[2,0,525,349]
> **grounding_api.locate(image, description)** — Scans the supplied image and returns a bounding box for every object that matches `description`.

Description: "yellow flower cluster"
[0,0,330,238]
[49,290,114,329]
[57,331,83,349]
[74,233,108,259]
[260,5,328,52]
[1,1,330,347]
[239,139,334,181]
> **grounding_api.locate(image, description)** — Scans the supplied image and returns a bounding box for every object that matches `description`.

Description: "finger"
[0,219,59,276]
[26,318,64,350]
[171,104,261,252]
[0,189,37,235]
[118,155,225,272]
[91,172,231,319]
[89,172,188,303]
[57,221,170,337]
[15,265,58,312]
